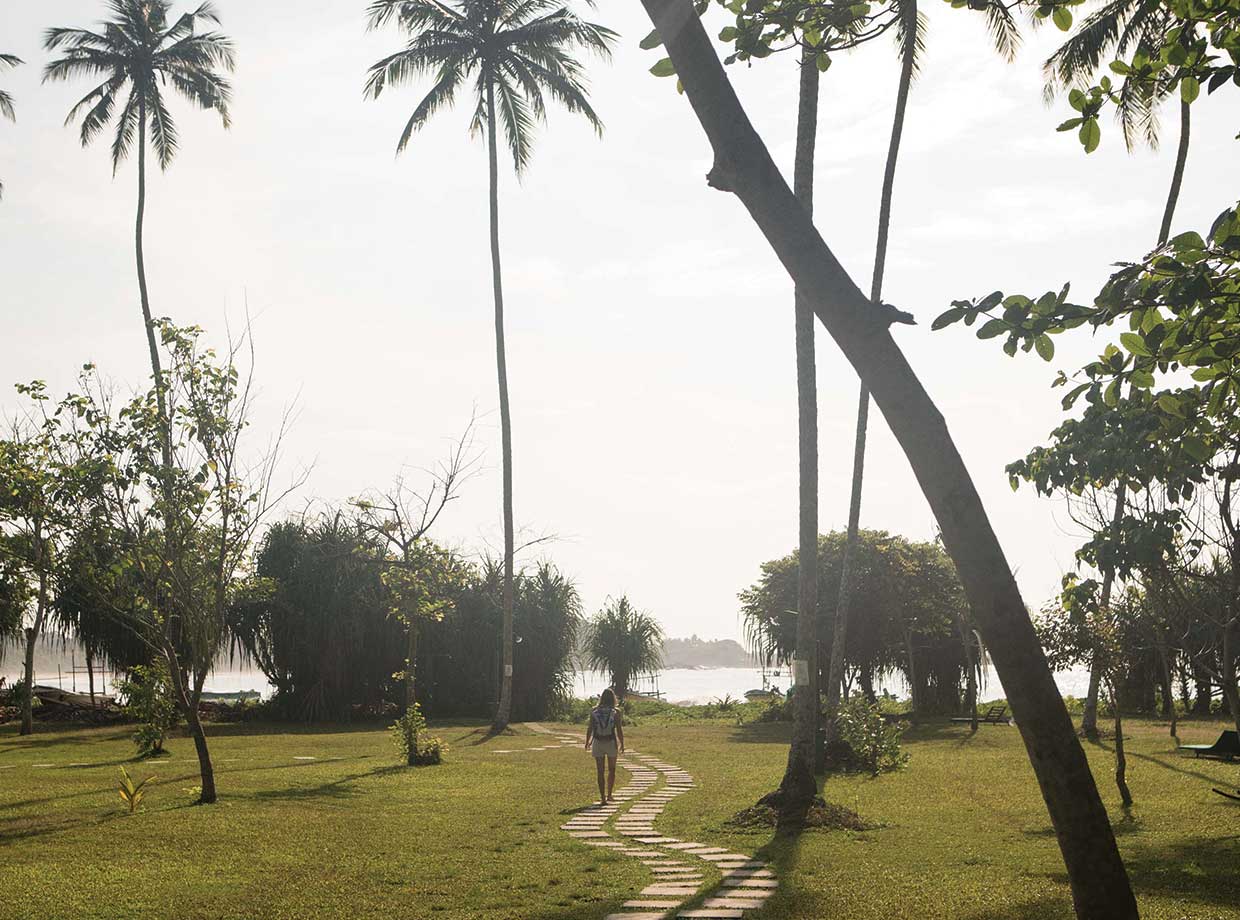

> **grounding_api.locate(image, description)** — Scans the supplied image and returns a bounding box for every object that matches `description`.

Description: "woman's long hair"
[599,688,616,709]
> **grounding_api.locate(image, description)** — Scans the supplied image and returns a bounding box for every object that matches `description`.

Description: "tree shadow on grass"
[1123,833,1240,913]
[1095,739,1239,786]
[248,764,406,802]
[956,894,1074,920]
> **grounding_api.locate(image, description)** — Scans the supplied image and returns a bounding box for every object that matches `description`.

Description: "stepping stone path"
[524,723,779,919]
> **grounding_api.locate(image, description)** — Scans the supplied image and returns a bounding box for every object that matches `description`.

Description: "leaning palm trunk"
[1082,103,1190,735]
[488,77,517,733]
[826,0,917,737]
[770,44,821,812]
[637,2,1137,914]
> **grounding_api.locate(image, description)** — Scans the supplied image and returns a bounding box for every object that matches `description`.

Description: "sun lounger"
[1178,730,1240,762]
[951,704,1011,725]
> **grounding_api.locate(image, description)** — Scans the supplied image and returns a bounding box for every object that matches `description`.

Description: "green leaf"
[1079,118,1101,153]
[1181,75,1200,103]
[816,52,831,72]
[1052,6,1073,30]
[639,29,663,51]
[1068,88,1086,112]
[719,26,738,42]
[1156,393,1185,417]
[1190,366,1220,382]
[1103,379,1120,407]
[978,319,1008,339]
[931,307,966,331]
[1129,369,1155,389]
[650,57,677,78]
[1119,332,1151,357]
[1182,436,1211,462]
[1035,334,1055,361]
[1056,117,1084,132]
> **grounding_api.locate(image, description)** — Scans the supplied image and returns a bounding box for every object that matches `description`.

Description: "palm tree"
[0,53,21,200]
[1044,0,1194,737]
[826,0,1019,744]
[364,0,616,733]
[1044,0,1187,242]
[43,1,235,457]
[584,596,664,701]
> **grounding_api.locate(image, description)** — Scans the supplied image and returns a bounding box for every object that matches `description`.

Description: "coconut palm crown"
[364,0,617,170]
[43,0,235,173]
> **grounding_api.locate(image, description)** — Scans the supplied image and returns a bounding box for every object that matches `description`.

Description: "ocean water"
[9,662,1091,706]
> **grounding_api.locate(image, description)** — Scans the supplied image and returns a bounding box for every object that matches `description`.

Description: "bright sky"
[1,1,1237,643]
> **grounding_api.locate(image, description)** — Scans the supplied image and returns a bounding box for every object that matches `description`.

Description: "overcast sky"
[1,1,1237,644]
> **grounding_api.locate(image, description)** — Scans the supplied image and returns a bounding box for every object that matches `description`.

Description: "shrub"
[117,663,179,757]
[829,697,909,775]
[390,703,445,766]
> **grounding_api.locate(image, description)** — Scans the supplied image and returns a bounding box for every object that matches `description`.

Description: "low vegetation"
[2,715,1236,919]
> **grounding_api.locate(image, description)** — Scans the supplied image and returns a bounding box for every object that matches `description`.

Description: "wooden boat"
[33,685,119,711]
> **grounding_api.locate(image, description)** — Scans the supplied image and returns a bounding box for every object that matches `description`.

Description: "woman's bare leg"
[606,755,617,801]
[595,757,606,804]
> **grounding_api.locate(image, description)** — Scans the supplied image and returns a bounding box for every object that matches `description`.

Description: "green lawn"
[1,715,1237,919]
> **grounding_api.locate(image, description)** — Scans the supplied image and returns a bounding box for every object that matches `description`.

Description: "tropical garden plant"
[364,0,616,732]
[584,595,664,701]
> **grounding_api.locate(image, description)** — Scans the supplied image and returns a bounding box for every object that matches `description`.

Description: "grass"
[1,715,1238,919]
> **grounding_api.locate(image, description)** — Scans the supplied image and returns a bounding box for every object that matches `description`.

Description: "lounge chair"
[951,704,1011,725]
[1178,730,1240,762]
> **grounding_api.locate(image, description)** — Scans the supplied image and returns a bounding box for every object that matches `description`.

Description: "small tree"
[118,661,179,757]
[584,596,664,700]
[0,398,95,736]
[58,323,299,803]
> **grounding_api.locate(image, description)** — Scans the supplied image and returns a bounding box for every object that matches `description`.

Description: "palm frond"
[980,0,1020,62]
[47,0,234,166]
[367,0,614,168]
[0,89,14,123]
[893,0,929,79]
[109,87,142,173]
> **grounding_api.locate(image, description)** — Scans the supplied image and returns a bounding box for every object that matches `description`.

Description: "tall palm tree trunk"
[637,2,1138,914]
[136,105,171,456]
[1157,99,1191,246]
[1082,100,1189,734]
[771,44,821,811]
[136,107,216,802]
[488,76,517,733]
[826,2,917,736]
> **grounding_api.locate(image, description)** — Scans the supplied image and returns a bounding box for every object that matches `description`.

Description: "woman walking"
[584,688,624,804]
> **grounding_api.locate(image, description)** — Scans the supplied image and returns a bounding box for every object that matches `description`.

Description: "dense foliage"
[740,530,976,714]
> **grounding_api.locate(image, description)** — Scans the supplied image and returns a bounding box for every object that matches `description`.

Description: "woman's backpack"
[591,706,616,740]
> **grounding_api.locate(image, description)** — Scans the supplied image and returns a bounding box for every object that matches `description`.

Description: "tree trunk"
[20,541,48,736]
[859,663,875,704]
[1157,100,1191,246]
[904,628,920,718]
[1156,642,1176,738]
[773,41,820,812]
[87,648,97,711]
[827,0,918,745]
[1083,485,1127,739]
[405,619,418,711]
[1110,683,1133,808]
[1222,619,1240,737]
[162,643,216,804]
[486,77,517,734]
[636,3,1137,914]
[961,621,979,732]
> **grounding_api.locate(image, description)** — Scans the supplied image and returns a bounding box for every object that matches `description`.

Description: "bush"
[829,697,909,775]
[390,703,445,766]
[117,663,179,757]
